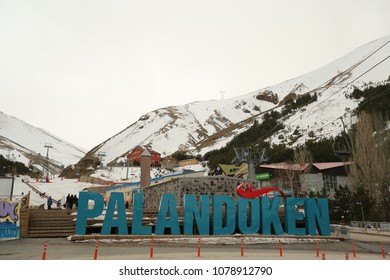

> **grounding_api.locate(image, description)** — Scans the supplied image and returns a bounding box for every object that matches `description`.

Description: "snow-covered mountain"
[79,35,390,167]
[0,111,86,174]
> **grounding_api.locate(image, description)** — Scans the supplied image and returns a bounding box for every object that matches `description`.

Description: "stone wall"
[79,175,111,185]
[143,176,258,209]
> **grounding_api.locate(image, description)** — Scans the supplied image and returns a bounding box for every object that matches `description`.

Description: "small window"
[323,175,337,192]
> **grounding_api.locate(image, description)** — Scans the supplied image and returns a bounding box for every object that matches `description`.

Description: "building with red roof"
[127,146,161,167]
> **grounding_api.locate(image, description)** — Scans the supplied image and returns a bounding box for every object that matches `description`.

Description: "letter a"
[101,192,128,235]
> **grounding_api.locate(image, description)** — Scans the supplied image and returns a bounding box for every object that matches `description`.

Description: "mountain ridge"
[75,35,389,170]
[3,35,389,176]
[0,110,86,175]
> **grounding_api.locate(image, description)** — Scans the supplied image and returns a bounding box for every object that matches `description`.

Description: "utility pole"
[126,153,130,180]
[44,144,53,182]
[220,90,225,110]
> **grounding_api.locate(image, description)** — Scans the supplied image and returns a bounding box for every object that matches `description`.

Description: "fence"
[350,221,390,232]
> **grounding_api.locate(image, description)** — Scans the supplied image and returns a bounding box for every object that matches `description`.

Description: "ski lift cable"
[270,55,390,141]
[267,85,390,161]
[292,42,390,122]
[267,84,390,161]
[263,55,390,159]
[253,40,390,145]
[308,85,390,134]
[252,41,390,161]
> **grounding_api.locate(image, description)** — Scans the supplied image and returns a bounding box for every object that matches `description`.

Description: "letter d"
[75,192,104,235]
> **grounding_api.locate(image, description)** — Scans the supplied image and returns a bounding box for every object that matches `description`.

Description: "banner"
[0,177,14,197]
[0,199,20,240]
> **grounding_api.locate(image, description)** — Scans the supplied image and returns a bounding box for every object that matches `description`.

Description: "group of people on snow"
[64,194,78,209]
[47,193,79,210]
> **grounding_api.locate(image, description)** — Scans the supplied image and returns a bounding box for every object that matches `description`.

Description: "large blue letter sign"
[305,198,330,236]
[285,198,306,236]
[155,194,180,235]
[75,192,104,235]
[183,194,210,235]
[101,192,128,235]
[237,198,260,234]
[131,193,152,235]
[260,197,284,235]
[213,195,236,235]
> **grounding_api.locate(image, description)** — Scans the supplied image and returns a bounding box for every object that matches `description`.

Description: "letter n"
[183,194,210,235]
[305,198,330,236]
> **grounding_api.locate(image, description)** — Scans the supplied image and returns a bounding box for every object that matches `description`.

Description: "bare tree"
[349,111,390,220]
[294,146,313,195]
[283,162,297,197]
[280,157,310,198]
[349,112,385,193]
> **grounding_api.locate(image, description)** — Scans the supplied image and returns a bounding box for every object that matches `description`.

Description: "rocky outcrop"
[256,90,279,104]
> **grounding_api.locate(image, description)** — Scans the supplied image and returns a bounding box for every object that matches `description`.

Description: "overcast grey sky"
[1,0,389,150]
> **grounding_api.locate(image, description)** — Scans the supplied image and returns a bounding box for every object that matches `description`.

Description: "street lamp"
[126,153,130,180]
[356,201,365,225]
[44,144,53,182]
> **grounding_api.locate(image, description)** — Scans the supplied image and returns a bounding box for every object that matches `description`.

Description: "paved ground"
[0,232,389,260]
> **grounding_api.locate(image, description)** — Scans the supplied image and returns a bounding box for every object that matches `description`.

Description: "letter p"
[75,192,104,235]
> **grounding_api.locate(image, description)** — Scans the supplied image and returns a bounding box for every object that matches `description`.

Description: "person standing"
[47,196,52,210]
[69,194,74,210]
[73,194,78,209]
[66,194,71,209]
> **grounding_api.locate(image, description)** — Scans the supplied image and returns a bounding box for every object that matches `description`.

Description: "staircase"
[27,209,76,238]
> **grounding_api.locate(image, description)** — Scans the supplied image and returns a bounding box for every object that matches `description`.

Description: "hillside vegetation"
[204,83,390,170]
